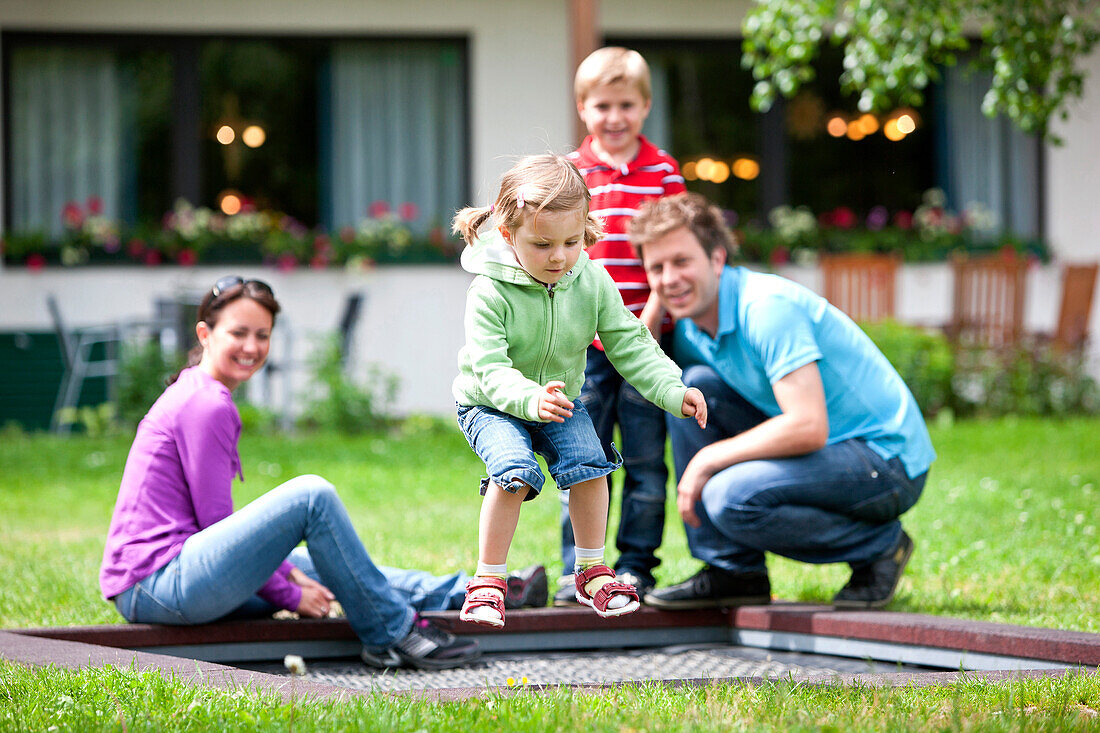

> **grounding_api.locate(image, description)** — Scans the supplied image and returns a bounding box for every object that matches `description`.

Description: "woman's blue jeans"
[667,366,926,574]
[112,474,467,651]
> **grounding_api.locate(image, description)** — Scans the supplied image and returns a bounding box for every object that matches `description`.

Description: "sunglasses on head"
[211,276,273,299]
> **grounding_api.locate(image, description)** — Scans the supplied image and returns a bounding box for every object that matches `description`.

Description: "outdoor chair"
[819,252,900,323]
[1049,262,1098,353]
[259,291,366,426]
[47,294,123,434]
[946,251,1029,348]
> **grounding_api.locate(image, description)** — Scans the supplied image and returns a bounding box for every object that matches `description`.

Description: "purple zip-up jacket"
[99,366,301,610]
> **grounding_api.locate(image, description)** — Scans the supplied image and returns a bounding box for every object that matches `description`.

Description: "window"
[3,33,469,242]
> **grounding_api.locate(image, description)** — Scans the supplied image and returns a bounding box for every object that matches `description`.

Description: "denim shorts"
[456,401,622,501]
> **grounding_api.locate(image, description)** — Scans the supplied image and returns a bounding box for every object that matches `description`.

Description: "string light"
[219,191,242,215]
[242,125,266,148]
[216,125,235,145]
[826,115,848,137]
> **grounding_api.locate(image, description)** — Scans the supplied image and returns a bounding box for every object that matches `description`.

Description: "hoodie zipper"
[536,283,556,382]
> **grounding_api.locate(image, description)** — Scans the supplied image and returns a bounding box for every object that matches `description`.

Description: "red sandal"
[574,564,640,618]
[459,576,507,628]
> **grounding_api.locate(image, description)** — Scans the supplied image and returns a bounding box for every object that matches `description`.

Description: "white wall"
[1046,45,1100,264]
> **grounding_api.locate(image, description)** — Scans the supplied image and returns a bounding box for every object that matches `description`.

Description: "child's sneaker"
[361,615,480,670]
[553,574,581,606]
[505,564,549,609]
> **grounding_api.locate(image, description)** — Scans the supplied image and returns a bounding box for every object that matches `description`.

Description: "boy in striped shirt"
[556,46,687,604]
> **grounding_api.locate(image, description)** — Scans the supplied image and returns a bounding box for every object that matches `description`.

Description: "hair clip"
[516,187,526,209]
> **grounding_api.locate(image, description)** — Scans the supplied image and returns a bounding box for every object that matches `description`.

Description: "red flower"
[769,246,790,267]
[818,211,835,227]
[893,211,913,230]
[310,253,329,270]
[276,253,298,272]
[62,202,83,229]
[86,196,103,215]
[368,200,390,218]
[127,238,146,258]
[833,206,857,229]
[143,250,162,267]
[177,248,198,266]
[398,202,419,222]
[313,234,332,254]
[26,253,47,271]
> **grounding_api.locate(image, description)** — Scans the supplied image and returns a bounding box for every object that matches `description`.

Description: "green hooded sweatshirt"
[453,231,688,422]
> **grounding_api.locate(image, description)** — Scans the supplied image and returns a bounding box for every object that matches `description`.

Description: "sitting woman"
[99,276,545,670]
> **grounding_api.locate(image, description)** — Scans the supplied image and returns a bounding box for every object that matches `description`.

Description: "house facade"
[1,0,1098,418]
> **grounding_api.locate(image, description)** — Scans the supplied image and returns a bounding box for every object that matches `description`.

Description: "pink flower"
[177,248,197,266]
[103,236,121,254]
[62,202,83,229]
[313,234,332,254]
[368,200,390,218]
[26,253,47,271]
[86,196,103,215]
[769,245,790,267]
[893,211,913,230]
[276,253,298,272]
[310,253,329,269]
[143,250,162,267]
[398,202,419,222]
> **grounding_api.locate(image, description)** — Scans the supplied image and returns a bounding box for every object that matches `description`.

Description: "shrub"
[861,319,1100,418]
[296,334,399,433]
[861,319,955,416]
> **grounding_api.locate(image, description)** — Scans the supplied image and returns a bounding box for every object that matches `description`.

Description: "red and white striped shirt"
[568,135,685,345]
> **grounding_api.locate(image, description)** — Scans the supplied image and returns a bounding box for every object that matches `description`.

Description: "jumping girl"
[451,154,707,628]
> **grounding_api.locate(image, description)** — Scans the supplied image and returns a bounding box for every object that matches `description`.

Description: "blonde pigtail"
[452,206,495,246]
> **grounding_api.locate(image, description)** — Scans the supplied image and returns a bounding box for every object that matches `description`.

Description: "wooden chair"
[820,253,900,323]
[1052,262,1098,353]
[948,251,1029,348]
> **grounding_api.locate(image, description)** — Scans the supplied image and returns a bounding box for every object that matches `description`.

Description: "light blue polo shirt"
[674,266,935,479]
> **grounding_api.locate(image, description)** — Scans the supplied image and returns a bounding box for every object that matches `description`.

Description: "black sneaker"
[553,575,580,606]
[644,566,771,609]
[504,564,548,609]
[615,570,655,601]
[833,530,914,609]
[361,615,480,670]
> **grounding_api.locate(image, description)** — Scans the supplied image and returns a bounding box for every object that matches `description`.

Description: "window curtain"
[644,59,672,152]
[940,60,1040,237]
[324,41,466,232]
[9,45,130,238]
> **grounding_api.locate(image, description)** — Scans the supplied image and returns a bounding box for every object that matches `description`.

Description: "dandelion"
[284,654,307,676]
[506,677,516,687]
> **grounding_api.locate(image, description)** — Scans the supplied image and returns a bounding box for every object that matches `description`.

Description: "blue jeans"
[560,344,671,584]
[457,400,620,500]
[668,366,926,574]
[112,474,468,651]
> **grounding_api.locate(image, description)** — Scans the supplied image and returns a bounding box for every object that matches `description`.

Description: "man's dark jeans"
[668,365,926,574]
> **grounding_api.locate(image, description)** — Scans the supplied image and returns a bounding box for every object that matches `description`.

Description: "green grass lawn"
[1,416,1098,730]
